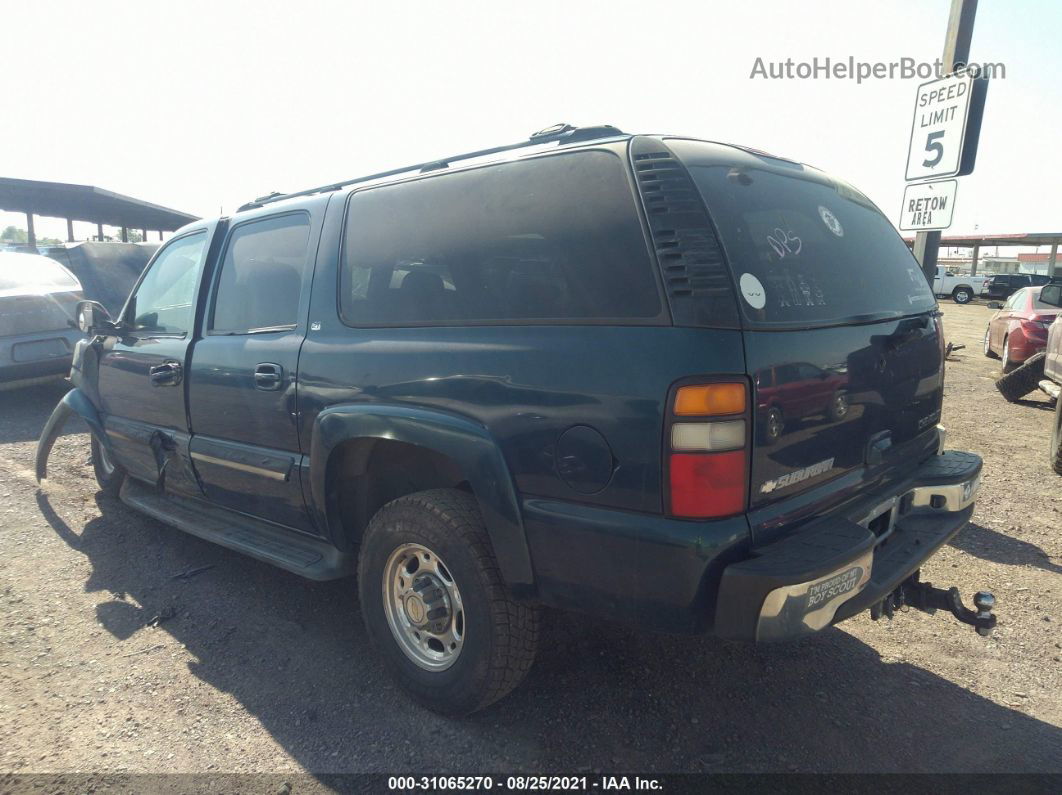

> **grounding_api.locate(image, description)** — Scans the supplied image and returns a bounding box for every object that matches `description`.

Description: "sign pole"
[915,0,978,284]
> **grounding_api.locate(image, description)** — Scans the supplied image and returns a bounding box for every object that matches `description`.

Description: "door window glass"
[128,232,207,335]
[211,213,311,333]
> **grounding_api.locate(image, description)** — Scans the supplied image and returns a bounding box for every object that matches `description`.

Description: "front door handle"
[254,362,283,391]
[149,361,182,387]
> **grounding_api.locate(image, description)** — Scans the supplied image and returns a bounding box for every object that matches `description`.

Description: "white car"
[932,266,989,304]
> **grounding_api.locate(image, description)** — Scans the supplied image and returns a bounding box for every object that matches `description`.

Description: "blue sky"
[2,0,1058,249]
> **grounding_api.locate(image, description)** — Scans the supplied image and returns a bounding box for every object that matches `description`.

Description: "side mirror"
[75,300,119,336]
[986,301,1003,310]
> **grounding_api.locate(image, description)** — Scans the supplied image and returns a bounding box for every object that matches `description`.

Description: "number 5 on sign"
[905,72,988,182]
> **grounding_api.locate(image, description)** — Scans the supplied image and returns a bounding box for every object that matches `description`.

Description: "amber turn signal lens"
[674,383,746,416]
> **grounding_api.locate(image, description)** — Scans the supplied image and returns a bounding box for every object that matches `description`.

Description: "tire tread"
[995,352,1046,402]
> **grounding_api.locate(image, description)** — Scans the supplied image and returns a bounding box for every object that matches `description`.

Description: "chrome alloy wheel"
[382,543,464,671]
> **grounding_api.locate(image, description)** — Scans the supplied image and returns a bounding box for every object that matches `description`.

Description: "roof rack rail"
[240,123,625,210]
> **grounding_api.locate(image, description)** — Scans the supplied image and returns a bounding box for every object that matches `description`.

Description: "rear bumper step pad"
[715,450,982,641]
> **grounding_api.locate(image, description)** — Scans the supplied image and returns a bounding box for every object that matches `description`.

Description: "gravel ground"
[0,301,1059,777]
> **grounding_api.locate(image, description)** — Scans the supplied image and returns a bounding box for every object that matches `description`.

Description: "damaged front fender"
[35,388,109,482]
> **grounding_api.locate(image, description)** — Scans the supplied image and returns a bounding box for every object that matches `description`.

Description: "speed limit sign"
[905,72,988,182]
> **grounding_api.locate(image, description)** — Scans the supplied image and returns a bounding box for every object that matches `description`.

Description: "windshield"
[0,254,81,293]
[688,165,936,326]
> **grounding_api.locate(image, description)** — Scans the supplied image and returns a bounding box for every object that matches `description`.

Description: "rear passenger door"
[187,208,322,532]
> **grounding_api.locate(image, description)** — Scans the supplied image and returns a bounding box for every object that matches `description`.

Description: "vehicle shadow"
[34,490,1062,775]
[0,380,72,443]
[1010,398,1056,411]
[950,521,1062,576]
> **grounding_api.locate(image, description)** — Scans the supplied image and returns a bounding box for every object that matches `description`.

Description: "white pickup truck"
[933,266,990,304]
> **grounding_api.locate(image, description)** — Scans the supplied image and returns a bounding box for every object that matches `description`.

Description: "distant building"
[1016,252,1058,276]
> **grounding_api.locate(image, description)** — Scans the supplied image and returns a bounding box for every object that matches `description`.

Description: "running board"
[120,479,354,580]
[1039,379,1061,400]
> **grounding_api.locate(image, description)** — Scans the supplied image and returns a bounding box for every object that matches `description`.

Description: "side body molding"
[36,388,109,482]
[309,404,534,591]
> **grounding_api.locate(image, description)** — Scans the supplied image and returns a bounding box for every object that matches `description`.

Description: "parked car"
[1045,286,1062,474]
[36,124,993,715]
[983,285,1061,371]
[755,362,849,443]
[0,251,84,388]
[983,273,1052,301]
[991,283,1062,472]
[932,266,988,304]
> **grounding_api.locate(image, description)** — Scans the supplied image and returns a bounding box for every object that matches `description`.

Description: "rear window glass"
[340,151,662,326]
[212,213,310,333]
[689,166,936,325]
[0,255,80,292]
[1033,287,1062,310]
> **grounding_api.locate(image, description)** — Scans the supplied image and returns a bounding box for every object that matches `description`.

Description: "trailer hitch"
[870,571,996,636]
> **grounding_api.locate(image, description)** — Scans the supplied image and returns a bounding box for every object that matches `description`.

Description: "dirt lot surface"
[1,301,1059,779]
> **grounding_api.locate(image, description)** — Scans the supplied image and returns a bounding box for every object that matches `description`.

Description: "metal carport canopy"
[0,177,198,231]
[903,232,1062,247]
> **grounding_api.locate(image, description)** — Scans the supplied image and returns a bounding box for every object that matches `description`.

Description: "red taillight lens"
[1022,317,1053,335]
[669,451,746,518]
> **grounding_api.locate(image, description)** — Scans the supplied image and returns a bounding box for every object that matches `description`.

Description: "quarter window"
[127,232,207,335]
[339,151,661,326]
[211,213,311,333]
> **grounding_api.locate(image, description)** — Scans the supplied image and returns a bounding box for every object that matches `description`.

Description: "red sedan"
[984,285,1060,371]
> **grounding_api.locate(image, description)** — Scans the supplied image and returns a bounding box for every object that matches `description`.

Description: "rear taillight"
[666,382,749,519]
[1021,318,1051,335]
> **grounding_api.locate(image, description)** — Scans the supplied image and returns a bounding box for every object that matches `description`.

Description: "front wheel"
[826,391,849,422]
[983,327,998,359]
[761,407,784,444]
[1002,336,1018,373]
[91,434,126,496]
[357,489,539,715]
[953,287,973,304]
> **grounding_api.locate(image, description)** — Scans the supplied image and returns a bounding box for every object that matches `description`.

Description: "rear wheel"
[952,286,973,304]
[357,489,539,715]
[1051,396,1062,476]
[91,434,126,496]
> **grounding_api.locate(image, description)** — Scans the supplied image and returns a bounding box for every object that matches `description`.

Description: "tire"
[952,287,973,304]
[357,488,539,716]
[994,352,1046,402]
[826,391,849,422]
[983,327,999,359]
[1002,336,1018,373]
[1051,394,1062,476]
[761,407,784,445]
[91,434,126,496]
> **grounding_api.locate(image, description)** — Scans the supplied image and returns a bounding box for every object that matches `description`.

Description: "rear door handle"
[149,361,182,387]
[254,362,283,391]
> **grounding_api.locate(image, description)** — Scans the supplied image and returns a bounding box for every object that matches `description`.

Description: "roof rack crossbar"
[247,124,624,208]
